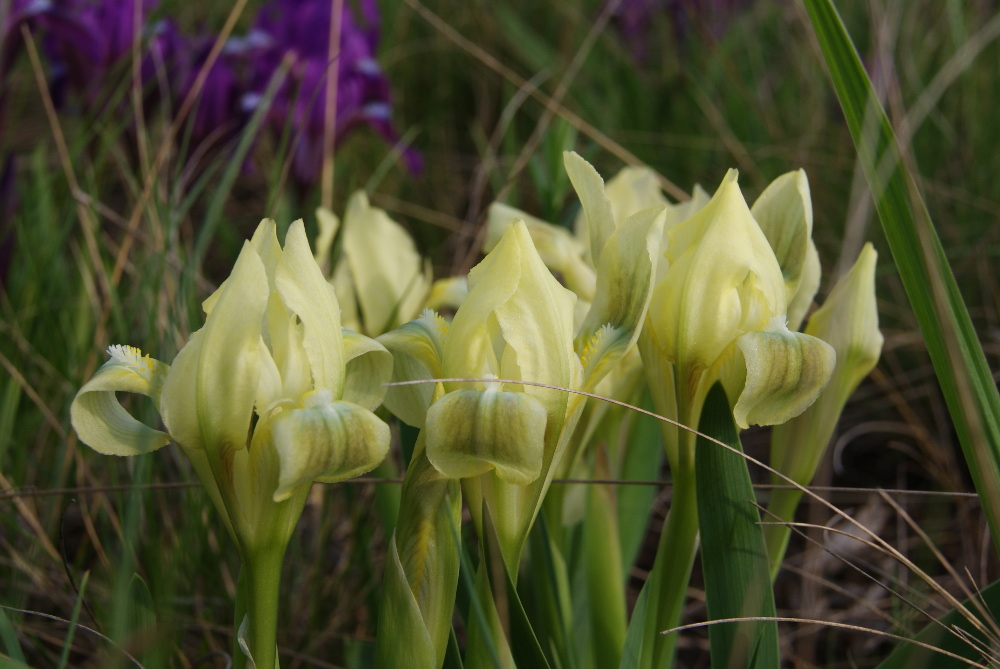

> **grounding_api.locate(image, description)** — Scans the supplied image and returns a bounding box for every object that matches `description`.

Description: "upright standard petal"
[71,345,171,456]
[603,165,667,224]
[564,152,616,265]
[650,170,785,393]
[751,170,820,330]
[803,243,882,408]
[275,220,345,395]
[343,191,431,334]
[442,226,522,386]
[487,221,579,417]
[487,202,595,301]
[161,242,269,455]
[575,205,665,390]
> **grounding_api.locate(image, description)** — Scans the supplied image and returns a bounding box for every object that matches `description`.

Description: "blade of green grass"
[618,573,652,669]
[583,455,627,669]
[466,502,550,669]
[0,608,25,664]
[193,59,289,271]
[56,571,88,669]
[876,577,1000,668]
[0,654,33,669]
[523,515,574,669]
[803,0,1000,555]
[696,382,779,669]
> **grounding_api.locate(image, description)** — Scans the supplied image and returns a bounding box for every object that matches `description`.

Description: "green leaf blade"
[803,0,1000,556]
[696,382,779,669]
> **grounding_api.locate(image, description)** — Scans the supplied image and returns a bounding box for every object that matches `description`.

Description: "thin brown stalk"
[463,68,552,259]
[112,0,249,286]
[321,0,345,211]
[0,470,59,561]
[20,26,110,366]
[879,489,1000,641]
[0,350,66,441]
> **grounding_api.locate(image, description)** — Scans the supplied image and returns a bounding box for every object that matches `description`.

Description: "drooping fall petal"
[70,345,171,456]
[378,310,447,428]
[269,389,390,501]
[713,317,836,430]
[424,386,547,485]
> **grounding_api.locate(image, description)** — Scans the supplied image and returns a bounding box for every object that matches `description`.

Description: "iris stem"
[236,547,285,669]
[646,457,699,668]
[762,483,804,581]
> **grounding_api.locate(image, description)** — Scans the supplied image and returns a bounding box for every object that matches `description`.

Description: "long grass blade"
[0,608,25,663]
[803,0,1000,555]
[56,571,89,669]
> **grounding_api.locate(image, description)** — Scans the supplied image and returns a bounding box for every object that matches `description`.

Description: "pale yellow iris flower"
[71,218,391,557]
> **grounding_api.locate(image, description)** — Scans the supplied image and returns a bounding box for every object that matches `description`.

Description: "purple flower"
[2,0,47,75]
[0,0,419,185]
[245,0,420,184]
[40,0,158,105]
[606,0,751,63]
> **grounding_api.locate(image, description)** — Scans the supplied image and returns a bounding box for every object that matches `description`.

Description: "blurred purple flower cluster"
[606,0,751,64]
[0,0,419,184]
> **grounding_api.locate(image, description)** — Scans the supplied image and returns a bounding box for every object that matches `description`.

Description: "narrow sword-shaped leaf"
[804,0,1000,554]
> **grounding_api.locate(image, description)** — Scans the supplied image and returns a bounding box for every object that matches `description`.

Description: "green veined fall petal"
[714,317,836,430]
[424,386,547,485]
[270,391,390,501]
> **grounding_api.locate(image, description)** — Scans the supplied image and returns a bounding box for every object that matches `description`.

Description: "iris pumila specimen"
[71,220,392,669]
[376,154,666,667]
